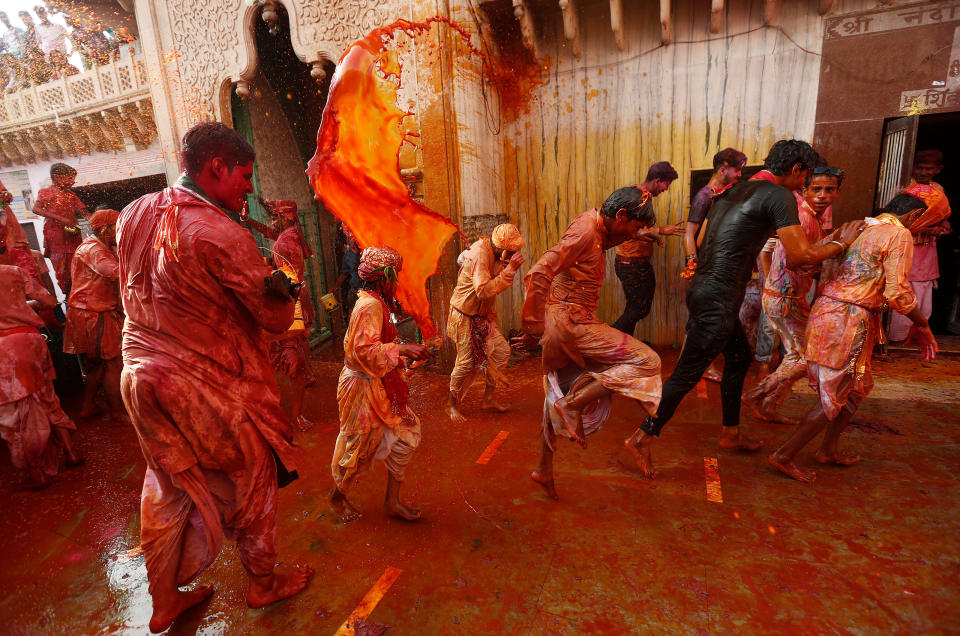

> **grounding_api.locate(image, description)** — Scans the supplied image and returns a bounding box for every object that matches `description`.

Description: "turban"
[90,209,119,231]
[491,223,523,251]
[266,199,299,221]
[358,245,403,282]
[901,184,951,233]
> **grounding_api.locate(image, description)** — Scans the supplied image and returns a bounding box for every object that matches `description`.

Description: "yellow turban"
[491,223,523,251]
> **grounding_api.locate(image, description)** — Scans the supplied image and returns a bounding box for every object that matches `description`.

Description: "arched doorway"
[230,3,340,343]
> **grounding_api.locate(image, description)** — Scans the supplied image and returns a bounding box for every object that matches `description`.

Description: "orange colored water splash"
[307,19,460,340]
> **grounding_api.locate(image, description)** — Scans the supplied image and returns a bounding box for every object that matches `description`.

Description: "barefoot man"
[624,140,864,477]
[33,162,89,295]
[517,186,663,499]
[63,209,127,423]
[743,166,842,424]
[117,122,313,632]
[768,188,942,482]
[0,243,82,490]
[330,246,433,522]
[446,223,524,423]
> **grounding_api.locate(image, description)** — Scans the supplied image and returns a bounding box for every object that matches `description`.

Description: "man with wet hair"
[611,162,684,336]
[446,223,524,424]
[118,121,313,632]
[888,149,951,342]
[33,162,88,295]
[517,186,663,499]
[624,140,864,478]
[768,189,940,482]
[743,166,843,424]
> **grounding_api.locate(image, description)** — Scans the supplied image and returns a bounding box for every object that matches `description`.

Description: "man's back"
[693,180,799,307]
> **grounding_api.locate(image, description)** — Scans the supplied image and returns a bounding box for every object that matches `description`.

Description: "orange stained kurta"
[333,291,420,487]
[64,236,122,359]
[522,210,662,416]
[806,215,916,377]
[0,264,75,477]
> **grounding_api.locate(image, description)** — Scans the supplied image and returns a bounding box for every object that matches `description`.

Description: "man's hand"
[679,256,697,280]
[506,251,525,273]
[264,270,296,300]
[0,190,12,205]
[511,332,540,352]
[398,343,433,361]
[907,324,938,361]
[659,221,685,236]
[834,220,865,250]
[636,227,663,247]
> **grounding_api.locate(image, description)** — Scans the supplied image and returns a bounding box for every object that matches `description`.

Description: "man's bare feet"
[481,397,511,413]
[110,411,132,427]
[65,456,85,469]
[623,433,657,479]
[767,453,816,483]
[814,450,861,466]
[741,391,777,422]
[553,396,586,447]
[384,500,421,521]
[330,488,362,524]
[446,404,467,424]
[18,477,51,491]
[79,403,104,418]
[718,428,764,451]
[530,470,559,500]
[149,585,214,633]
[246,565,314,609]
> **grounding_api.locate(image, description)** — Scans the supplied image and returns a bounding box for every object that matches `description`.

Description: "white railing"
[0,50,150,130]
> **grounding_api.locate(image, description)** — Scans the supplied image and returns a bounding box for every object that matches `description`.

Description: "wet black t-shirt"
[689,180,799,311]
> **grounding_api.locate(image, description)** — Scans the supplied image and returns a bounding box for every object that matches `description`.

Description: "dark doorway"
[73,174,168,212]
[915,112,960,335]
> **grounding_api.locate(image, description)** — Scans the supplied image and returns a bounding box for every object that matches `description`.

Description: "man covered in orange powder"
[331,246,433,523]
[63,208,127,422]
[446,223,524,424]
[742,166,842,424]
[0,240,82,490]
[117,122,312,633]
[33,162,89,295]
[516,186,663,499]
[243,199,318,430]
[768,190,941,482]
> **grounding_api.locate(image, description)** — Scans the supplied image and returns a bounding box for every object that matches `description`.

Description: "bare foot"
[149,585,214,633]
[530,470,559,500]
[385,500,421,521]
[554,397,586,447]
[814,450,861,466]
[330,488,362,524]
[17,477,51,491]
[110,412,132,427]
[767,453,816,483]
[623,436,657,479]
[741,392,777,422]
[481,397,511,413]
[718,429,764,451]
[446,404,466,424]
[246,565,314,609]
[65,456,85,469]
[295,415,315,432]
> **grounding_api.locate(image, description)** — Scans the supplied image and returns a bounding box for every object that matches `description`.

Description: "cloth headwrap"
[358,245,403,282]
[266,199,314,259]
[901,183,951,233]
[90,208,119,231]
[491,223,523,251]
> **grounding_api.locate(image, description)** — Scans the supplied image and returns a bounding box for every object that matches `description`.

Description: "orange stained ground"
[2,347,959,634]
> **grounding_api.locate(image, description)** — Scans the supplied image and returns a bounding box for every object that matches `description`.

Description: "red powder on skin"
[307,18,540,338]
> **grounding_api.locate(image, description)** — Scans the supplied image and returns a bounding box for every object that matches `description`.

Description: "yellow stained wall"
[446,0,872,345]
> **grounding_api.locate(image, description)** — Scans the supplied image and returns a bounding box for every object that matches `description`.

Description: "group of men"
[0,121,948,632]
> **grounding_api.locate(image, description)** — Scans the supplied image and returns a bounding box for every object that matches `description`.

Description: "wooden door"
[874,116,918,210]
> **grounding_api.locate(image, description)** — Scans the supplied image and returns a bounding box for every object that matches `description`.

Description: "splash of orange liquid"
[307,19,461,340]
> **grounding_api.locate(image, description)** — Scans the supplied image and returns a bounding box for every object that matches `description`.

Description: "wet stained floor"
[1,345,959,634]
